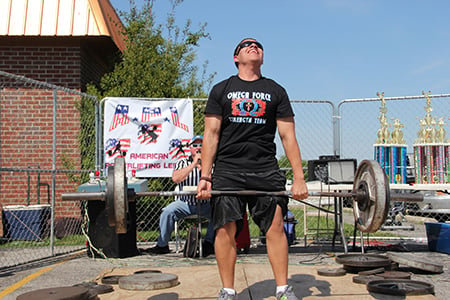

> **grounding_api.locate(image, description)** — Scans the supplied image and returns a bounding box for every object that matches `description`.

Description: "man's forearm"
[172,163,195,183]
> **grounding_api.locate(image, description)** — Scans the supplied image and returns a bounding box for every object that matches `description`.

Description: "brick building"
[0,0,125,221]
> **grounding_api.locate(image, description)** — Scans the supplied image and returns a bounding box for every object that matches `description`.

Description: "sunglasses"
[234,40,263,55]
[191,143,202,148]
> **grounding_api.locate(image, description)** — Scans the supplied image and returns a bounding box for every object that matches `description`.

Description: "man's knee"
[216,222,236,238]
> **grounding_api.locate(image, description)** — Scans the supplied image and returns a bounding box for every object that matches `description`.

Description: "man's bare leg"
[266,205,289,286]
[215,222,237,289]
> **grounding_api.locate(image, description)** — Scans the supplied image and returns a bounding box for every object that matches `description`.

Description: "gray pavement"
[0,239,448,300]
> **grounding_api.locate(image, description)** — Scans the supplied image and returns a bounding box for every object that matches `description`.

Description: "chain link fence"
[1,70,449,269]
[0,71,98,269]
[339,94,450,230]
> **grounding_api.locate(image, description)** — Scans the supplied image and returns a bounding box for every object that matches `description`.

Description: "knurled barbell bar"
[62,157,423,234]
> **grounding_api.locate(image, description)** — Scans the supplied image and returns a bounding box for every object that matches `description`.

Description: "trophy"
[413,91,449,183]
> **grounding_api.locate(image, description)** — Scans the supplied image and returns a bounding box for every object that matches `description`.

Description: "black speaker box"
[308,158,357,184]
[87,200,139,258]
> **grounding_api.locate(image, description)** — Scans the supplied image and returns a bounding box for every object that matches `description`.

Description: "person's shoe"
[202,241,215,257]
[217,289,238,300]
[146,245,170,255]
[276,286,299,300]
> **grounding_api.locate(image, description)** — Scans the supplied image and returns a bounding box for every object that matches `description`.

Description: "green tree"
[83,0,214,173]
[93,0,215,98]
[84,1,216,225]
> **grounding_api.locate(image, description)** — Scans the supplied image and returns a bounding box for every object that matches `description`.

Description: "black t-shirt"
[205,75,294,173]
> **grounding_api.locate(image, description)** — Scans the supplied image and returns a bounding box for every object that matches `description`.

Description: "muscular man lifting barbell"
[197,37,308,300]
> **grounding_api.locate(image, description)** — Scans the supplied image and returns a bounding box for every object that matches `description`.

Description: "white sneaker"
[276,286,299,300]
[217,288,238,300]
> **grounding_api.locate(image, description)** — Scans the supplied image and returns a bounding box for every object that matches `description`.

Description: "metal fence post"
[50,88,57,255]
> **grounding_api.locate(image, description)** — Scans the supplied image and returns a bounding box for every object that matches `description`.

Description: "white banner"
[103,97,194,177]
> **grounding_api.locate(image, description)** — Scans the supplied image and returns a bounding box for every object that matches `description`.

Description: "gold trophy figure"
[390,118,406,145]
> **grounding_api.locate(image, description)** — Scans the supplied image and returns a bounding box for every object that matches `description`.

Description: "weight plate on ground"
[113,157,128,234]
[17,286,90,300]
[134,269,162,274]
[73,282,98,288]
[118,273,179,291]
[89,284,114,295]
[386,252,443,273]
[101,275,125,285]
[343,265,374,273]
[352,160,390,232]
[358,267,385,276]
[352,275,384,284]
[378,271,411,280]
[336,254,391,268]
[367,279,434,296]
[317,267,347,276]
[106,166,115,227]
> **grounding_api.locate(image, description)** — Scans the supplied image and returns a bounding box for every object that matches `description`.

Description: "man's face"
[234,39,264,66]
[190,139,202,153]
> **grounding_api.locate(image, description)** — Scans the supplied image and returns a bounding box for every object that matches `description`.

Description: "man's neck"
[237,64,262,81]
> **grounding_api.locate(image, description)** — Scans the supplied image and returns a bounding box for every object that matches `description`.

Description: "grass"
[0,234,86,249]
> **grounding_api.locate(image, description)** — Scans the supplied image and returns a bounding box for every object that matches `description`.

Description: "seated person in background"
[147,135,215,256]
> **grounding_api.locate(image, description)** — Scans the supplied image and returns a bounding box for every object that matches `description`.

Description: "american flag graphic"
[170,107,189,132]
[109,104,130,131]
[169,139,191,159]
[138,124,162,144]
[142,107,161,122]
[105,138,131,159]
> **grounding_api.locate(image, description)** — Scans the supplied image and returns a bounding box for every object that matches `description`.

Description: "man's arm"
[172,151,200,183]
[277,116,308,200]
[196,114,222,199]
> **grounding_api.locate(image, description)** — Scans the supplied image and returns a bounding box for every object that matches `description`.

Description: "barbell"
[62,157,424,234]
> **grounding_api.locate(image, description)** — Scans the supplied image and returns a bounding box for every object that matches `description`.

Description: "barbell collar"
[62,192,106,201]
[390,192,424,202]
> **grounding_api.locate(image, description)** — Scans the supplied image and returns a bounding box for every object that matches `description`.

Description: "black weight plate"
[336,253,391,268]
[134,269,162,274]
[317,268,347,276]
[352,275,384,284]
[389,262,399,271]
[17,286,90,300]
[344,265,375,274]
[89,284,114,295]
[358,267,385,276]
[367,279,434,296]
[378,271,411,280]
[86,290,99,300]
[73,282,98,288]
[101,275,125,285]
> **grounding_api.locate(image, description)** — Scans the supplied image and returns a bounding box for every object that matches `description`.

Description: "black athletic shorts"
[211,169,288,237]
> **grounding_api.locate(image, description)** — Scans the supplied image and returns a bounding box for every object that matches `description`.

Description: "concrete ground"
[0,239,448,300]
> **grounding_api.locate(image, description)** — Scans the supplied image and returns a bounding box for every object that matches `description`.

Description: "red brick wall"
[0,88,82,218]
[0,38,117,220]
[0,45,81,89]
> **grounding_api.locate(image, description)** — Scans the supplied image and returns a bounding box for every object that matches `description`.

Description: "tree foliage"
[82,1,215,206]
[92,0,215,98]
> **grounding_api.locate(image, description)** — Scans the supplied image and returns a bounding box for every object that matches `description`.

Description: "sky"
[109,0,450,102]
